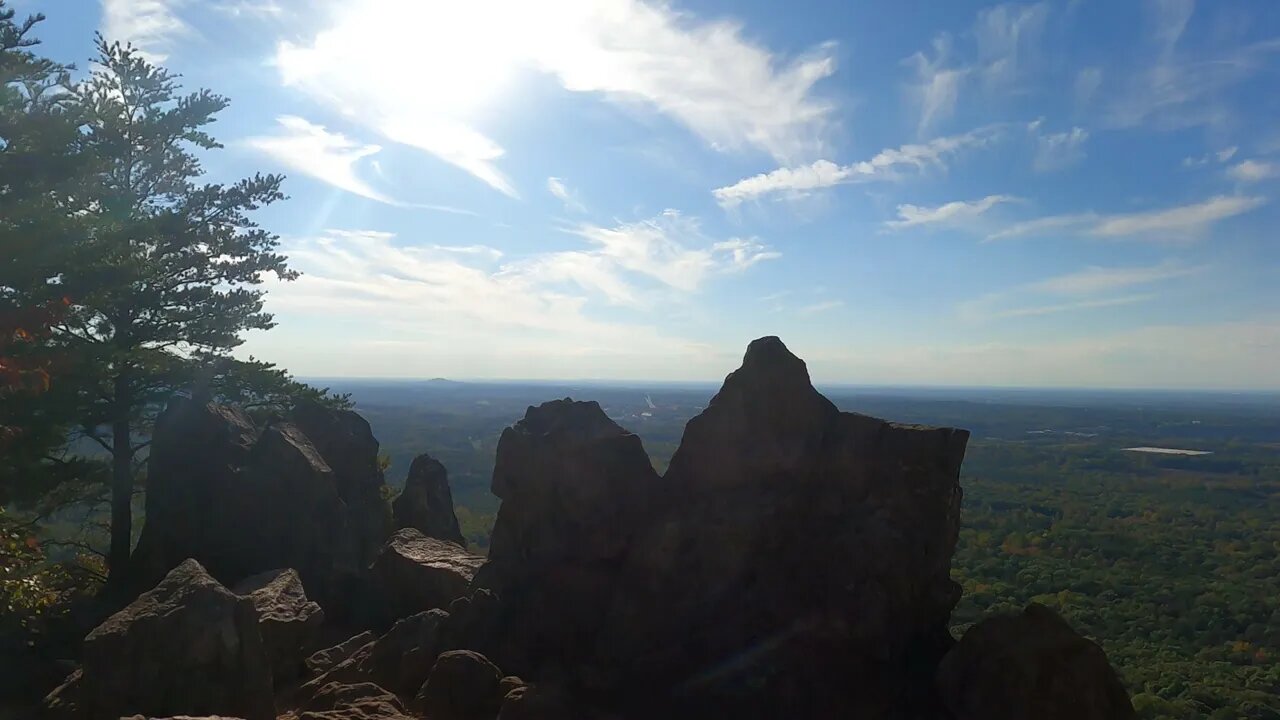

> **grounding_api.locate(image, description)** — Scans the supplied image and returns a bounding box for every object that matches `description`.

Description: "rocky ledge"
[43,337,1136,720]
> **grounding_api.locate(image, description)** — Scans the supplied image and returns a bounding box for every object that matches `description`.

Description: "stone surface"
[295,681,412,720]
[73,559,274,720]
[130,398,394,609]
[298,610,448,701]
[936,603,1137,720]
[393,453,467,546]
[291,400,394,573]
[232,568,324,684]
[413,650,504,720]
[465,336,970,717]
[368,529,484,624]
[305,631,376,675]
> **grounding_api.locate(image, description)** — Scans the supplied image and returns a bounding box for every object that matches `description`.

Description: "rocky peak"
[394,453,467,547]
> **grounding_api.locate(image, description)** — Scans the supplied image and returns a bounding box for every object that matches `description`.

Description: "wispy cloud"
[546,177,587,213]
[799,300,844,316]
[961,259,1200,321]
[1227,159,1280,183]
[713,125,1003,207]
[245,116,473,214]
[1025,260,1201,295]
[885,194,1017,230]
[258,228,722,377]
[100,0,188,62]
[516,210,780,307]
[987,195,1265,241]
[275,0,837,197]
[211,0,284,17]
[1182,146,1238,167]
[1029,122,1088,172]
[905,2,1049,134]
[1105,1,1280,130]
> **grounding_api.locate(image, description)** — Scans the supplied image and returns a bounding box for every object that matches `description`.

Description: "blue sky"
[18,0,1280,388]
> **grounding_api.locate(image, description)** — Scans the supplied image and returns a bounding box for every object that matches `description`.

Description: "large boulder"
[393,453,466,546]
[463,336,970,717]
[937,604,1136,720]
[70,559,274,720]
[232,568,324,684]
[412,650,504,720]
[130,399,394,610]
[299,609,449,701]
[295,681,413,720]
[369,529,484,625]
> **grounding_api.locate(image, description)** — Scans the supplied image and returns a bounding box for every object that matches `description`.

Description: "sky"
[15,0,1280,388]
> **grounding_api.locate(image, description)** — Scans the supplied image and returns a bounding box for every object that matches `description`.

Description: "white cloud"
[1074,66,1102,107]
[987,195,1265,241]
[885,194,1017,229]
[100,0,188,62]
[274,0,837,196]
[1217,146,1240,163]
[546,177,587,213]
[244,116,473,214]
[713,125,1003,207]
[1227,159,1280,183]
[1090,195,1265,237]
[1032,125,1088,172]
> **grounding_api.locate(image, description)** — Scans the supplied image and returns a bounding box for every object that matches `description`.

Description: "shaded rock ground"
[38,337,1135,720]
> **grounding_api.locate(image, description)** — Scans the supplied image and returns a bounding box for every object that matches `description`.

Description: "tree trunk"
[108,370,133,581]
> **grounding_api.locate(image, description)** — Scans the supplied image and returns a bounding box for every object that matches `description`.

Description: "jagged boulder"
[413,650,504,720]
[369,529,484,624]
[295,681,413,720]
[130,398,394,611]
[232,568,324,684]
[393,453,467,546]
[69,559,274,720]
[937,603,1136,720]
[299,609,449,701]
[306,631,376,675]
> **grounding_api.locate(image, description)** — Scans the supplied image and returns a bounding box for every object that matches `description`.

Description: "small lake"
[1123,446,1213,456]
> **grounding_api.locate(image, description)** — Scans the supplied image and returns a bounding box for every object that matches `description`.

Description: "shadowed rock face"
[394,453,467,547]
[131,398,394,611]
[75,559,275,720]
[470,336,971,717]
[369,529,485,625]
[937,604,1137,720]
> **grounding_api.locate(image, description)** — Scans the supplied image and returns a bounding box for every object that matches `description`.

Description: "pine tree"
[53,37,306,578]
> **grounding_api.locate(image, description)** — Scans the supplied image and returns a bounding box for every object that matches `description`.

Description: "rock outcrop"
[299,609,449,701]
[937,603,1137,720]
[368,528,484,626]
[232,568,324,684]
[295,681,414,720]
[412,650,505,720]
[64,559,274,720]
[130,398,394,610]
[393,453,467,546]
[306,631,376,675]
[465,336,969,717]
